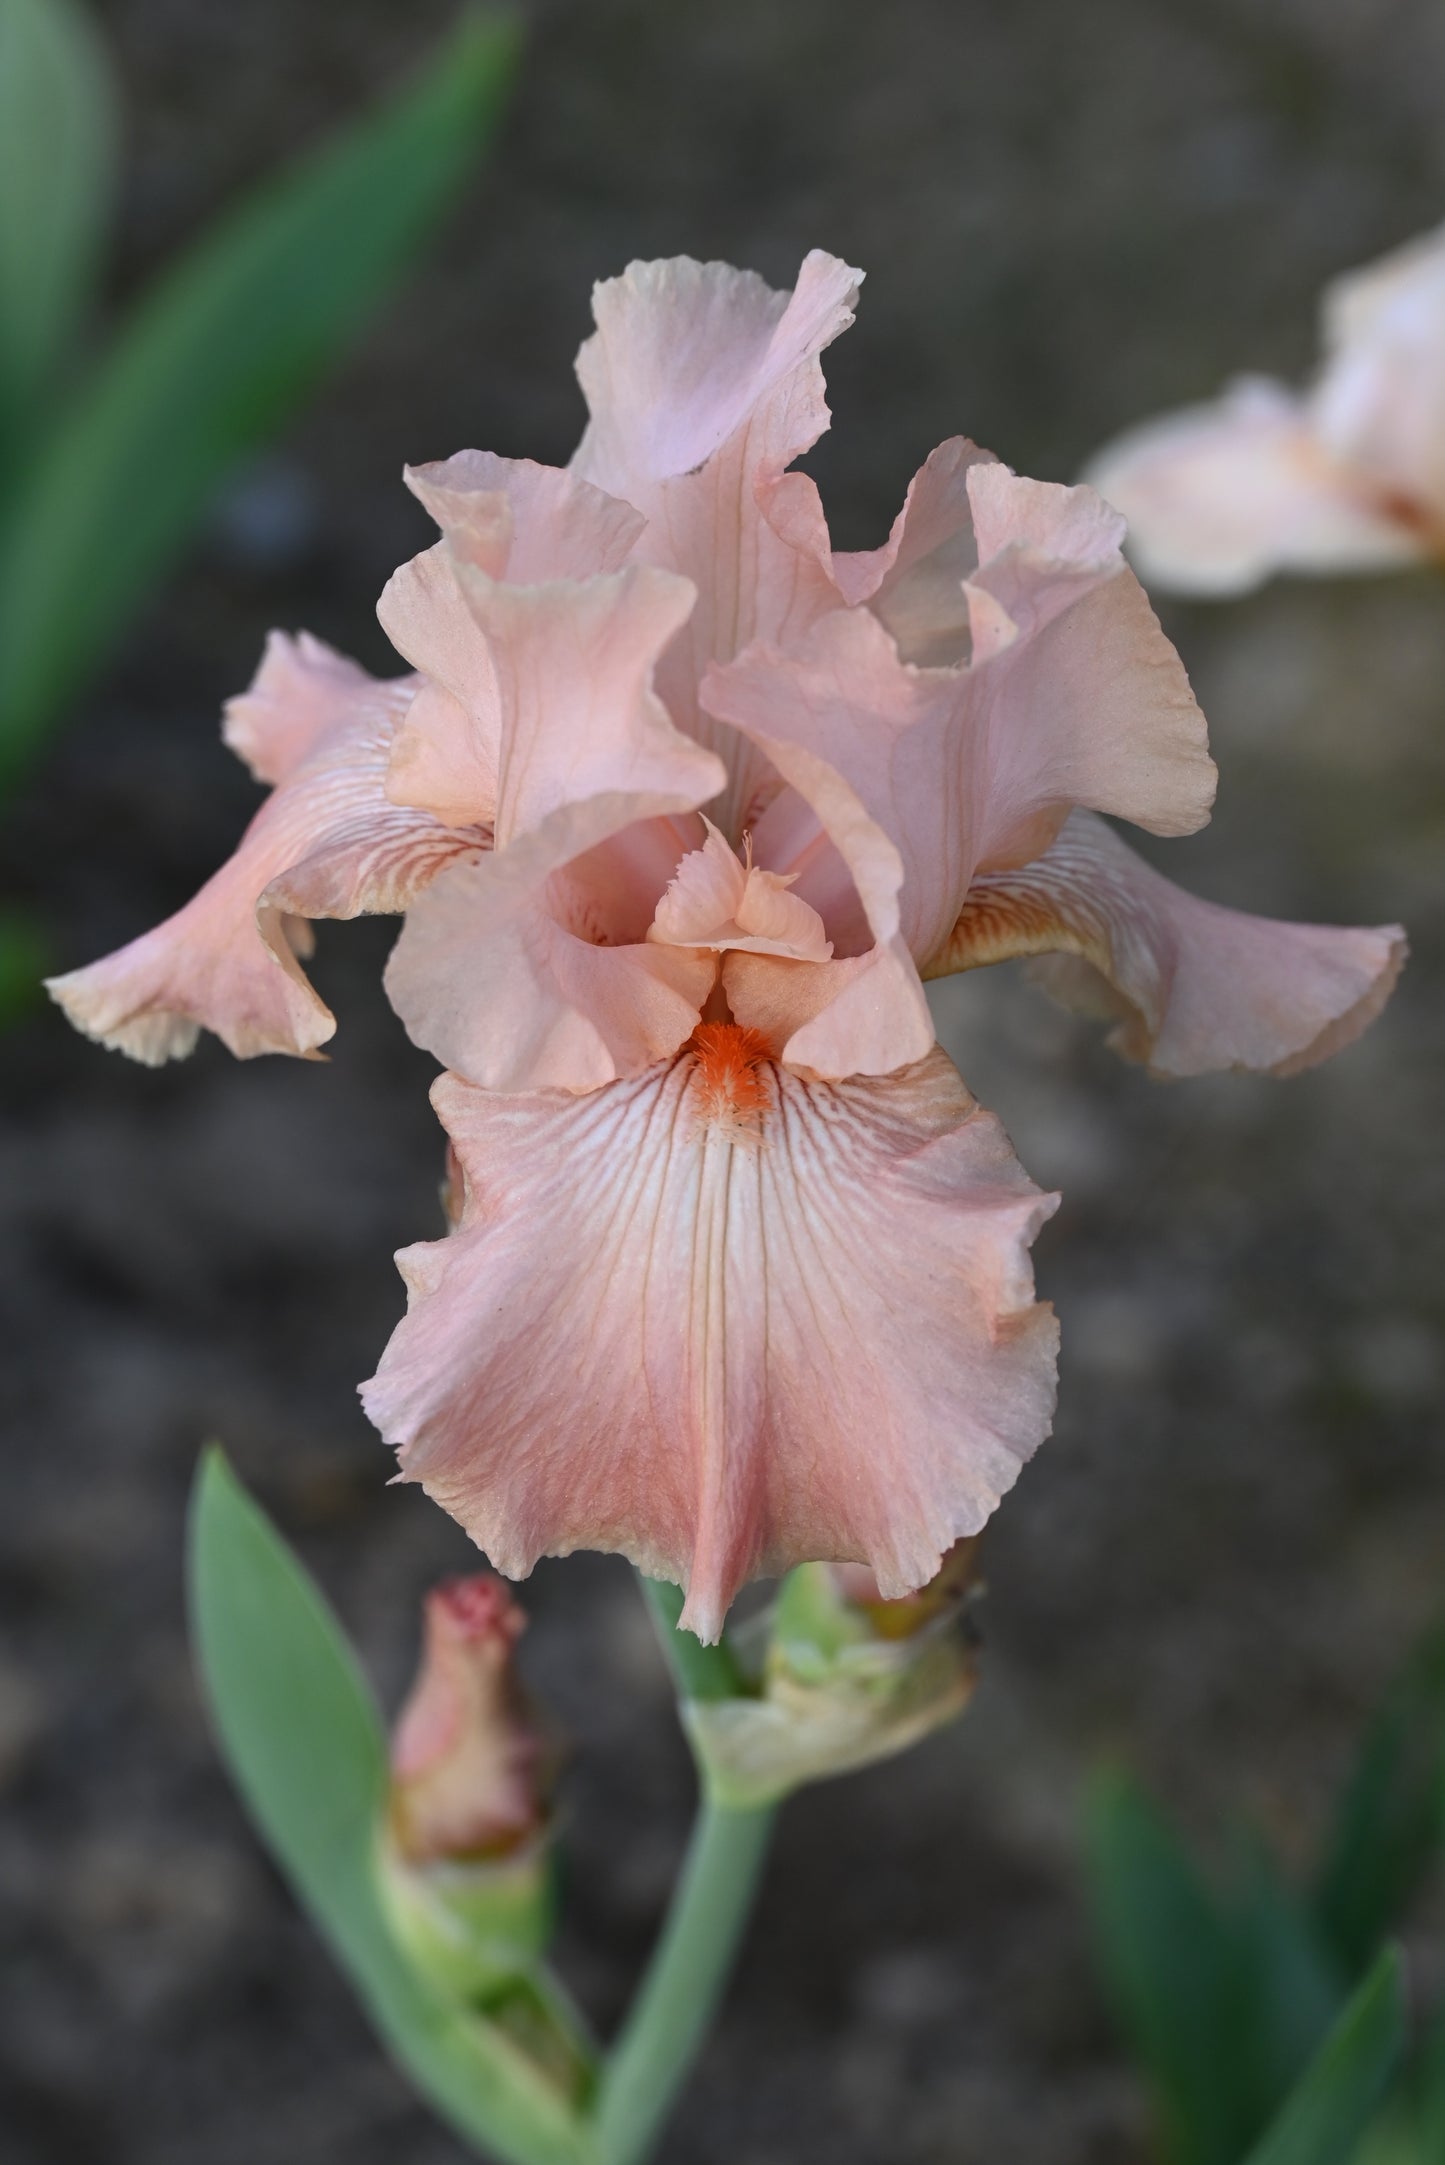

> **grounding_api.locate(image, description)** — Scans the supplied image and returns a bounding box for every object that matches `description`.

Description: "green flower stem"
[593,1792,777,2165]
[639,1576,748,1701]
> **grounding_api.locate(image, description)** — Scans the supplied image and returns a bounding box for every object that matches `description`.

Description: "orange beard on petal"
[687,1021,772,1134]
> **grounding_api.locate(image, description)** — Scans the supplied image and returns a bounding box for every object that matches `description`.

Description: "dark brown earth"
[4,3,1445,2160]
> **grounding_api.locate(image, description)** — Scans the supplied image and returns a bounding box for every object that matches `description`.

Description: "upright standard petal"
[47,649,482,1064]
[933,809,1406,1078]
[572,251,864,835]
[363,1036,1059,1644]
[707,470,1214,979]
[1085,377,1426,595]
[378,454,649,829]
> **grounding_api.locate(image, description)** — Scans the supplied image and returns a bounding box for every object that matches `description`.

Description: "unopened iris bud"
[684,1543,982,1809]
[381,1575,555,2001]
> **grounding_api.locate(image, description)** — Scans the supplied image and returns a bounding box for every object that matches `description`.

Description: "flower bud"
[381,1575,555,2000]
[684,1543,982,1808]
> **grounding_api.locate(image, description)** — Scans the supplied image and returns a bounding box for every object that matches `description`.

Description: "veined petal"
[933,809,1406,1078]
[362,1039,1059,1644]
[1085,377,1426,595]
[222,630,383,785]
[573,251,863,837]
[47,654,481,1065]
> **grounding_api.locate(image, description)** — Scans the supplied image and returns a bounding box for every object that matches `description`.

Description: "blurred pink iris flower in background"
[49,252,1405,1638]
[1086,219,1445,593]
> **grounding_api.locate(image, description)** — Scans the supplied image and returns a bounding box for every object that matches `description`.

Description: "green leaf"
[0,8,520,790]
[1240,1946,1404,2165]
[1312,1619,1445,1975]
[188,1447,595,2165]
[1086,1770,1258,2165]
[0,0,116,442]
[1086,1776,1352,2165]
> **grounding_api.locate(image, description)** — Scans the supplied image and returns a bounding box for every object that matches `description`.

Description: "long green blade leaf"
[0,0,116,438]
[1240,1946,1405,2165]
[1086,1769,1255,2165]
[1312,1619,1445,1976]
[188,1447,593,2165]
[0,9,519,789]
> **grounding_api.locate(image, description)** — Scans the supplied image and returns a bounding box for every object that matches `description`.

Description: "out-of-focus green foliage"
[1311,1620,1445,1977]
[1086,1773,1347,2165]
[0,5,519,797]
[188,1448,597,2165]
[1087,1614,1445,2165]
[0,0,115,452]
[1240,1950,1404,2165]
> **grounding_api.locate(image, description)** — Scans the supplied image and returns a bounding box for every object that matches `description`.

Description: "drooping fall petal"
[1084,377,1425,596]
[47,640,481,1064]
[572,250,863,836]
[933,809,1407,1078]
[362,1036,1059,1644]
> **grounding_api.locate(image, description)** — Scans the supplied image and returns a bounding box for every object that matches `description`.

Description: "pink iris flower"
[49,253,1405,1640]
[1086,220,1445,594]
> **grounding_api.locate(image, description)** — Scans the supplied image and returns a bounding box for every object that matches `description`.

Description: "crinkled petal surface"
[382,566,727,1090]
[934,809,1406,1077]
[362,1040,1059,1643]
[1085,377,1427,595]
[706,471,1214,988]
[47,640,481,1064]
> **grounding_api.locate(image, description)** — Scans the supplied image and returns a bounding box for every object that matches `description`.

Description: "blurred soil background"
[4,1,1445,2159]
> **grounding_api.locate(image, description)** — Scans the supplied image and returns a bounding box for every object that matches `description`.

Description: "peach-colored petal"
[573,249,861,494]
[1085,377,1426,595]
[379,545,499,825]
[222,630,385,785]
[838,436,999,659]
[403,450,646,580]
[382,566,726,1091]
[649,819,747,943]
[934,809,1406,1077]
[647,819,833,961]
[572,251,863,837]
[705,485,1214,984]
[362,1038,1059,1644]
[721,936,935,1080]
[384,859,715,1092]
[47,660,481,1065]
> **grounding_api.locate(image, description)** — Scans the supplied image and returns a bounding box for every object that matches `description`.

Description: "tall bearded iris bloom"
[50,253,1405,1640]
